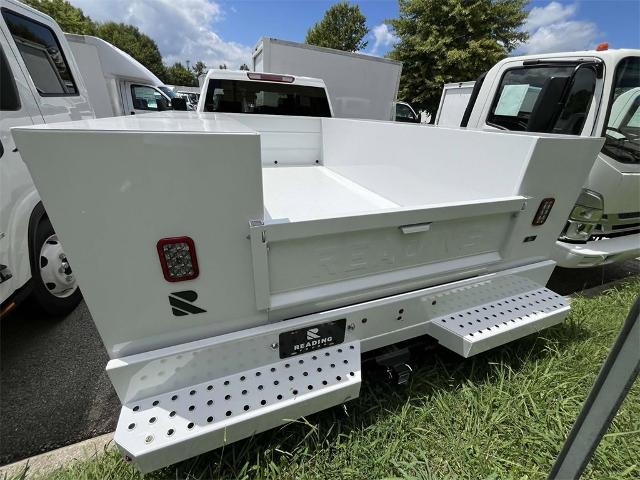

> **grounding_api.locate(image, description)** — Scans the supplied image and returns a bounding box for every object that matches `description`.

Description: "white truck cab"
[65,34,177,117]
[440,48,640,268]
[0,0,93,316]
[197,69,333,117]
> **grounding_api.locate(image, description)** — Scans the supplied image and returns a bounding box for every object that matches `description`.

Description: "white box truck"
[435,48,640,268]
[14,109,603,471]
[65,34,180,117]
[252,37,419,123]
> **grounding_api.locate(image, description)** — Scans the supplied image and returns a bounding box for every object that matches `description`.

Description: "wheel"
[29,216,82,316]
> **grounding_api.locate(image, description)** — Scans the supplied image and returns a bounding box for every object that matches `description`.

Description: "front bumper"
[552,233,640,268]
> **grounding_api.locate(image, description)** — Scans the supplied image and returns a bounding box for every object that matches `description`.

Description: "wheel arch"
[27,201,48,272]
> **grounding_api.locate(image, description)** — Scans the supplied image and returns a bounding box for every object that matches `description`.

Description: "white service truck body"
[436,49,640,268]
[14,110,603,471]
[0,0,93,315]
[252,37,416,122]
[65,34,176,117]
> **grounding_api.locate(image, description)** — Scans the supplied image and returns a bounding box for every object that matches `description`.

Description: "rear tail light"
[157,237,199,282]
[532,198,555,225]
[247,72,294,83]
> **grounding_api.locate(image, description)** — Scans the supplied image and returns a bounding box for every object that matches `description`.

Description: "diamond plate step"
[114,342,361,473]
[426,282,569,357]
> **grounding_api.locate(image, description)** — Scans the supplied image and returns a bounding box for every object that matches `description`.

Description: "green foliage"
[389,0,529,119]
[165,62,198,87]
[306,2,369,52]
[23,0,95,35]
[191,60,208,78]
[94,22,166,81]
[239,63,250,71]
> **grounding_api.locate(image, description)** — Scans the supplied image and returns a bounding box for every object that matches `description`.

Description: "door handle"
[0,139,3,158]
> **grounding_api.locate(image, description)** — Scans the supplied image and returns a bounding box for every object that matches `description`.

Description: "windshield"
[203,79,331,117]
[158,86,177,99]
[602,57,640,164]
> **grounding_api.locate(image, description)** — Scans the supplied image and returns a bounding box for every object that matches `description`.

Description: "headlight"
[560,190,604,242]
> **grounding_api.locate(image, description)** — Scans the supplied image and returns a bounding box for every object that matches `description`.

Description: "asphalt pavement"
[1,259,639,465]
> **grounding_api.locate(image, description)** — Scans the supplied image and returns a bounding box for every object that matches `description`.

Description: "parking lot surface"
[1,259,639,464]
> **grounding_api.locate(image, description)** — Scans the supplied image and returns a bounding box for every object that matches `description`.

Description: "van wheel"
[30,217,82,316]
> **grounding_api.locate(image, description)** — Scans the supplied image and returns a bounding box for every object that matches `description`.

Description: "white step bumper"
[109,260,568,472]
[115,342,361,473]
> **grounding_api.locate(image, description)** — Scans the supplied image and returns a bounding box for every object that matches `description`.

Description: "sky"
[70,0,640,69]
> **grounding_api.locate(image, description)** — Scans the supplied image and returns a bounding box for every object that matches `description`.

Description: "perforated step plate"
[426,279,569,357]
[114,342,361,473]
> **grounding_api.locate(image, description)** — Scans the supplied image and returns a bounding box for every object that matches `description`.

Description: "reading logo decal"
[306,328,320,340]
[169,290,207,316]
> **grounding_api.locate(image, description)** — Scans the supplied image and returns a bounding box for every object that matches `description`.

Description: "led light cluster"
[532,198,555,226]
[156,237,199,282]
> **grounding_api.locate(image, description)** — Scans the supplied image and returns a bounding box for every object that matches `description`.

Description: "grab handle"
[399,222,432,234]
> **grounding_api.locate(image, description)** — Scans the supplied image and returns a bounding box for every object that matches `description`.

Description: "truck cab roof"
[495,48,639,66]
[201,69,329,89]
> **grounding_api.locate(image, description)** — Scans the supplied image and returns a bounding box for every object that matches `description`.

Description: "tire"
[29,216,82,316]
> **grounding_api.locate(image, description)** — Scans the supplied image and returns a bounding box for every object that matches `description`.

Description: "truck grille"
[591,212,640,239]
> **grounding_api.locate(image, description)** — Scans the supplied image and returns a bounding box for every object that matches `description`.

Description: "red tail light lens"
[247,72,294,83]
[157,237,199,282]
[532,198,555,225]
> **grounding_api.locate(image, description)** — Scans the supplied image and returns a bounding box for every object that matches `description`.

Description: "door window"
[2,9,77,96]
[0,45,20,110]
[601,57,640,164]
[131,85,170,111]
[487,66,574,131]
[395,103,416,122]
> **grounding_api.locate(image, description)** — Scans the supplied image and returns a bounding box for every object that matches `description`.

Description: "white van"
[65,34,178,117]
[0,0,93,316]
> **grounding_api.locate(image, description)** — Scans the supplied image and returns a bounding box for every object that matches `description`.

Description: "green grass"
[12,280,640,480]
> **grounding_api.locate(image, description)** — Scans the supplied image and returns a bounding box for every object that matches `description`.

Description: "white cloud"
[519,2,600,55]
[369,23,398,55]
[524,1,576,30]
[72,0,252,69]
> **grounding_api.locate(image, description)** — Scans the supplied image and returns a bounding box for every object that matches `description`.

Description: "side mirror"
[171,97,188,111]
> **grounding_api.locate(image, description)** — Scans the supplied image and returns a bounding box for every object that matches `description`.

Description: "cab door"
[0,30,42,302]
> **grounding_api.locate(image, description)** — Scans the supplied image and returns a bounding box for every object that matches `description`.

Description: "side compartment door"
[0,30,41,302]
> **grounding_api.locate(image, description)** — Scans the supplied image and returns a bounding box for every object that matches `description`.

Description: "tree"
[94,22,166,80]
[191,61,208,77]
[389,0,528,120]
[23,0,95,35]
[306,2,368,52]
[239,63,250,71]
[218,64,228,69]
[165,62,198,86]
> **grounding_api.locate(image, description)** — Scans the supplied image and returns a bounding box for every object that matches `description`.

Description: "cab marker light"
[157,237,199,282]
[247,72,294,83]
[532,198,555,225]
